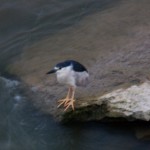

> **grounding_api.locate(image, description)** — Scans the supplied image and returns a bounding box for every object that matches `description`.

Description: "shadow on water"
[0,76,150,150]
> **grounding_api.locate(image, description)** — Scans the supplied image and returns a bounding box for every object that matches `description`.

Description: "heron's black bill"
[46,69,56,74]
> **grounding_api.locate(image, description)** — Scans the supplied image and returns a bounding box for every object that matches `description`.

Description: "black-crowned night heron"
[47,60,89,111]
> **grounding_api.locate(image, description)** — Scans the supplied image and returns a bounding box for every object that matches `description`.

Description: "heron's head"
[46,61,72,75]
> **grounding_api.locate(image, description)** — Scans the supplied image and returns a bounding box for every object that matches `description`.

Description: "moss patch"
[62,104,108,123]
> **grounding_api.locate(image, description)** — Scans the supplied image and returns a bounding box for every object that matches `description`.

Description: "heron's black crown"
[56,60,88,72]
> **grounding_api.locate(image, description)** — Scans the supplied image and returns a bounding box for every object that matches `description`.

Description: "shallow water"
[1,0,150,150]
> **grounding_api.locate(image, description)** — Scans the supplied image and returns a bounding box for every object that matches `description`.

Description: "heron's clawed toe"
[64,99,75,111]
[57,98,70,108]
[57,98,75,111]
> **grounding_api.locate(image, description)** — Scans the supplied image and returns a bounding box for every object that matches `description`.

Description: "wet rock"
[135,125,150,140]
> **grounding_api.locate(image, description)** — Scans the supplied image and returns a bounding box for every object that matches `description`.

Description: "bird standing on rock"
[47,60,89,111]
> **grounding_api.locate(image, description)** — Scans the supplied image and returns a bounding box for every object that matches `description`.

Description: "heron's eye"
[58,67,62,70]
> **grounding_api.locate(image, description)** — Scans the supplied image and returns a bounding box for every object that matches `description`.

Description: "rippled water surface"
[1,0,150,150]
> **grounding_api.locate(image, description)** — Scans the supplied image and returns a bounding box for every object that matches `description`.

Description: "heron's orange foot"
[64,99,75,111]
[57,98,71,108]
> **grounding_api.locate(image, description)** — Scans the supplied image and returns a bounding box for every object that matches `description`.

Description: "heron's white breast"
[56,66,76,86]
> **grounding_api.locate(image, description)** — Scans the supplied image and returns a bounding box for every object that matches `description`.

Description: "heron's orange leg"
[57,86,76,111]
[57,87,71,108]
[64,87,75,111]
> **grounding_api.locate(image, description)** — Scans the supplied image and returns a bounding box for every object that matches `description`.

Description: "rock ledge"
[62,81,150,122]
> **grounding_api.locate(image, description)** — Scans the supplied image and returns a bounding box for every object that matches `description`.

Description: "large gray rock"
[100,82,150,121]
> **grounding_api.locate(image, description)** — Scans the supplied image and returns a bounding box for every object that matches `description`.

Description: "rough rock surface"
[100,82,150,121]
[6,0,150,122]
[62,82,150,122]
